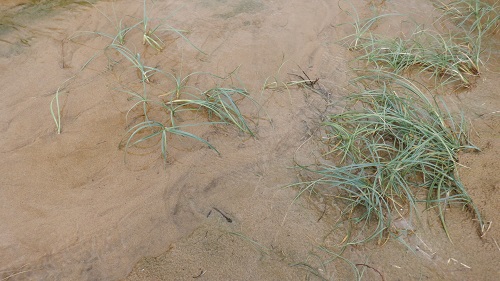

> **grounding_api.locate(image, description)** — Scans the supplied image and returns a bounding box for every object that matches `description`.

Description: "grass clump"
[436,0,499,37]
[339,0,498,89]
[296,73,483,243]
[356,29,481,87]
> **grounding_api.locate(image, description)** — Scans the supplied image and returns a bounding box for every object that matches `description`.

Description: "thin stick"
[355,264,385,281]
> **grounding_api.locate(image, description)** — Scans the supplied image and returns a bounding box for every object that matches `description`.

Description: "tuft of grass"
[202,87,256,136]
[339,1,498,89]
[294,72,483,244]
[436,0,499,37]
[135,0,206,54]
[105,43,160,83]
[139,0,165,51]
[436,0,499,74]
[356,27,481,88]
[50,54,99,134]
[69,1,136,45]
[336,0,399,50]
[123,119,221,162]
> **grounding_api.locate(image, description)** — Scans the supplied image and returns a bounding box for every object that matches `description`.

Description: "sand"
[0,0,499,280]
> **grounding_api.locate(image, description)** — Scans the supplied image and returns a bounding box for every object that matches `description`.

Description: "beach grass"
[338,0,498,89]
[52,0,257,161]
[293,72,483,243]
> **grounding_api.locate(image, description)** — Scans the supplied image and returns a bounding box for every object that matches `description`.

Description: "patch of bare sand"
[0,0,498,280]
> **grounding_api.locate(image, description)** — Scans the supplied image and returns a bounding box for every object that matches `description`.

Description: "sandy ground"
[0,0,499,280]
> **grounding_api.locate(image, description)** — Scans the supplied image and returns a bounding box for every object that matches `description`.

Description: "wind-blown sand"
[1,0,498,280]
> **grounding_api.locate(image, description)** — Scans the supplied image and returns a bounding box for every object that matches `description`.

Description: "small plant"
[50,54,99,134]
[336,0,399,50]
[106,43,160,82]
[294,72,483,244]
[436,0,499,74]
[135,0,206,54]
[79,1,135,45]
[139,0,165,51]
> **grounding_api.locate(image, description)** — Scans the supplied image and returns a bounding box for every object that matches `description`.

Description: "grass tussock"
[295,73,483,244]
[288,4,493,272]
[340,0,499,89]
[355,29,481,87]
[436,0,499,37]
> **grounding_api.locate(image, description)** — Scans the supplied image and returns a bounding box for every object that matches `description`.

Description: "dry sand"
[0,0,499,280]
